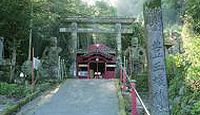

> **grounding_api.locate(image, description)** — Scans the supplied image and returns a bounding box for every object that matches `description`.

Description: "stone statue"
[0,37,4,65]
[42,37,62,78]
[169,31,184,54]
[131,37,139,48]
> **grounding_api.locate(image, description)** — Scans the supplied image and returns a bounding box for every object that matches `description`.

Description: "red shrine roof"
[88,44,115,53]
[77,44,116,63]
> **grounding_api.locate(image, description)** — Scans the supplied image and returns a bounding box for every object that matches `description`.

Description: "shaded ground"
[16,79,119,115]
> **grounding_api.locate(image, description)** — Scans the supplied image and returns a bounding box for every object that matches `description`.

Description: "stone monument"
[42,37,62,78]
[169,31,184,54]
[144,0,170,115]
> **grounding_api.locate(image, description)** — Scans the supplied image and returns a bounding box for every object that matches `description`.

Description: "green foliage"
[132,22,145,47]
[184,0,200,34]
[167,55,193,115]
[165,0,200,110]
[122,22,145,51]
[162,0,183,26]
[134,73,148,92]
[0,91,39,115]
[0,66,11,82]
[0,82,31,98]
[144,0,161,9]
[184,36,200,82]
[93,1,117,16]
[0,0,30,63]
[192,100,200,115]
[167,53,200,114]
[0,78,60,115]
[0,0,117,80]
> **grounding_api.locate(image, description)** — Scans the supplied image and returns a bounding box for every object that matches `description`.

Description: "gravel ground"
[16,79,119,115]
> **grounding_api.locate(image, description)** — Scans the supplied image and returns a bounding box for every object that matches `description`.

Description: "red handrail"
[120,66,137,115]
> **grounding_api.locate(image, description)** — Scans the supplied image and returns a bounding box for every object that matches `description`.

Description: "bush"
[167,54,200,115]
[0,82,31,98]
[192,100,200,115]
[134,73,148,92]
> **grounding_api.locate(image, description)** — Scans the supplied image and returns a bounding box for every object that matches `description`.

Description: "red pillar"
[120,67,122,82]
[105,63,107,79]
[131,82,137,115]
[123,70,127,83]
[87,63,90,79]
[96,59,99,79]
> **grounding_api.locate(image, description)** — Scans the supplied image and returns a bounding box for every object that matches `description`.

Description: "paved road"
[16,79,119,115]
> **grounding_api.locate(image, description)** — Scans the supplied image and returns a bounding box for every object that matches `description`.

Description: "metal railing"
[120,65,150,115]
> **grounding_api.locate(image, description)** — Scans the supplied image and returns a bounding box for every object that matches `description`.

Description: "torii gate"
[59,16,135,77]
[59,12,170,115]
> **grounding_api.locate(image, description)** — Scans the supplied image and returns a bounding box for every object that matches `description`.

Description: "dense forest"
[0,0,199,115]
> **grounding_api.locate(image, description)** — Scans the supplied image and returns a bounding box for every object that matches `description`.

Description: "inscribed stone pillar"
[144,0,170,115]
[116,23,122,66]
[71,22,78,77]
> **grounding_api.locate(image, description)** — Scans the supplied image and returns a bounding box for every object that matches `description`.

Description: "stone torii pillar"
[71,22,78,77]
[144,0,170,115]
[116,23,122,66]
[0,37,4,65]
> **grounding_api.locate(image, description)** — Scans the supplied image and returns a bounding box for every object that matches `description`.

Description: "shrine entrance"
[89,62,105,79]
[77,44,116,79]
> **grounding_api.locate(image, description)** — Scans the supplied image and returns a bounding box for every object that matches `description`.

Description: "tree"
[0,0,30,64]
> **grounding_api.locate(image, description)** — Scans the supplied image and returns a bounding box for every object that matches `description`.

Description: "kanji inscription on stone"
[144,1,170,115]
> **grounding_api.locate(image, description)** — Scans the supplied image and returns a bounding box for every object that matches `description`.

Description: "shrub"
[192,100,200,115]
[0,82,31,98]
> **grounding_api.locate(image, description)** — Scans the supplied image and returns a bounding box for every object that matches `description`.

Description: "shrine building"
[77,44,116,79]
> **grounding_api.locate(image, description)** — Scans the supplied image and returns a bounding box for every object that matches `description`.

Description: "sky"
[81,0,117,6]
[81,0,146,17]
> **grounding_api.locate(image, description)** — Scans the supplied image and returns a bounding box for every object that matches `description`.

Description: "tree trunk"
[10,42,16,83]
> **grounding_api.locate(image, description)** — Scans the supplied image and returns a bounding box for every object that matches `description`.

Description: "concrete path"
[16,79,119,115]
